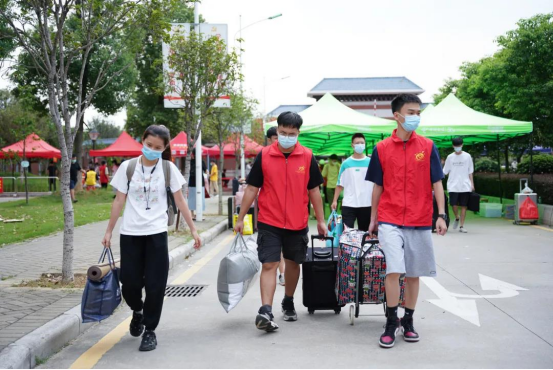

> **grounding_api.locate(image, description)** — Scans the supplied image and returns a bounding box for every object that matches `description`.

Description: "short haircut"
[391,94,422,114]
[351,133,366,143]
[266,126,277,138]
[101,160,106,165]
[452,137,463,146]
[277,111,303,130]
[89,166,95,171]
[330,154,338,160]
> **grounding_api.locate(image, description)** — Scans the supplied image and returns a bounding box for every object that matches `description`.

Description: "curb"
[0,219,229,369]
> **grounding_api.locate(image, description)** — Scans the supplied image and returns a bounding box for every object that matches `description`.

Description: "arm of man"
[469,173,474,191]
[433,181,447,236]
[331,186,343,211]
[234,185,260,234]
[309,187,327,236]
[369,185,383,236]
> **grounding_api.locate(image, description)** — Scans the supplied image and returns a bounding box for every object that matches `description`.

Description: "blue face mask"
[353,144,365,154]
[142,145,163,161]
[278,134,298,149]
[399,114,421,132]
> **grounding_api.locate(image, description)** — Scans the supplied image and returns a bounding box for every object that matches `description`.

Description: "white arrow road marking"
[421,277,481,327]
[450,274,528,299]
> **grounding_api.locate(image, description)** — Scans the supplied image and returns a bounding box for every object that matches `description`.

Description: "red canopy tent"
[89,131,142,157]
[204,135,262,158]
[0,133,61,159]
[170,131,188,157]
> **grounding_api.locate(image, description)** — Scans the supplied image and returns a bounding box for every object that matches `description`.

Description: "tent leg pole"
[529,133,534,189]
[497,135,502,204]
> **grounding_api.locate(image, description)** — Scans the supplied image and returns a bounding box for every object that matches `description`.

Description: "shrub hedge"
[474,157,499,173]
[517,154,553,174]
[471,173,553,205]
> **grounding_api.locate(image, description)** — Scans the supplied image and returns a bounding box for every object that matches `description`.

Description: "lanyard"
[141,158,159,210]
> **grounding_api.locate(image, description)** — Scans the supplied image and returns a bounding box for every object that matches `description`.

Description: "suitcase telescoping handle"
[311,234,336,261]
[361,233,380,258]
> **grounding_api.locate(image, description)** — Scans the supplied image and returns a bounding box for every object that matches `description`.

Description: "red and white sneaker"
[400,317,420,342]
[379,318,400,348]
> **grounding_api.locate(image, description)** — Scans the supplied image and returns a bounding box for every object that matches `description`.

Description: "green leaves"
[434,12,553,147]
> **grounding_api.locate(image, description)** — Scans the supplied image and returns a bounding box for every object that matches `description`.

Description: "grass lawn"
[0,189,115,246]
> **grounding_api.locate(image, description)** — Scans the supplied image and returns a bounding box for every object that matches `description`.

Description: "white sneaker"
[453,219,459,229]
[279,274,285,286]
[459,227,468,233]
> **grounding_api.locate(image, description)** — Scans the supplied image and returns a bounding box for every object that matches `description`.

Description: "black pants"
[341,206,371,231]
[120,232,169,331]
[48,178,56,191]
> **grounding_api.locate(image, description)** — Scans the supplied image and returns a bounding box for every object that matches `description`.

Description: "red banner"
[0,178,3,194]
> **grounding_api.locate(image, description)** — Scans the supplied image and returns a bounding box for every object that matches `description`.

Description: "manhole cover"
[165,285,207,297]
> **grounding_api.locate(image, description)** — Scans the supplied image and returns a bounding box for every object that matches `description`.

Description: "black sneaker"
[281,298,297,322]
[379,318,400,348]
[139,330,157,351]
[129,311,144,337]
[255,312,279,332]
[400,317,420,342]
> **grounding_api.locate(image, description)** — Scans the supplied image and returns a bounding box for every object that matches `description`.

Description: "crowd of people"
[57,92,475,352]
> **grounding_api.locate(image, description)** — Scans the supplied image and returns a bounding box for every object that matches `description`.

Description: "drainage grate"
[165,285,207,298]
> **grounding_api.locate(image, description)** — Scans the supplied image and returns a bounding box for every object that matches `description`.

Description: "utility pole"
[239,14,246,180]
[194,2,203,222]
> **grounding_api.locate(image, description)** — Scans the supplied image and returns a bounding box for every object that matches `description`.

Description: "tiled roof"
[308,77,424,97]
[266,104,312,117]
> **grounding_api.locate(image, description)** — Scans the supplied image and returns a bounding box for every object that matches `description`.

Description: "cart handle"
[311,234,336,261]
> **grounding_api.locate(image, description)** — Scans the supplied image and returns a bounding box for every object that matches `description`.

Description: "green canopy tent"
[419,94,532,146]
[266,93,395,155]
[419,93,533,202]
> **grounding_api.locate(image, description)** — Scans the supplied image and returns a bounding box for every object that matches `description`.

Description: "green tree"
[203,92,257,214]
[0,0,172,283]
[166,28,240,186]
[125,1,199,139]
[86,117,122,139]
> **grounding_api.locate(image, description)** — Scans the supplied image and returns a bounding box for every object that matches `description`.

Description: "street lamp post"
[89,128,99,150]
[236,13,282,179]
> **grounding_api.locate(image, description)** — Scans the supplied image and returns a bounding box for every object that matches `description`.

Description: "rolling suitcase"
[432,193,450,232]
[302,235,342,314]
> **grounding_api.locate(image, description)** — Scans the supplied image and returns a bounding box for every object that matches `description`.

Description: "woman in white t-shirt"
[102,125,201,352]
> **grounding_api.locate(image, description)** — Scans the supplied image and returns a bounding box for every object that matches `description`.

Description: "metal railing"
[0,176,60,195]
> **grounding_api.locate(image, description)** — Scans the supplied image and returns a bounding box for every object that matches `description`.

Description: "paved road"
[42,218,553,368]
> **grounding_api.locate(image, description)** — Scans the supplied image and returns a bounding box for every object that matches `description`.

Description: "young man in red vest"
[367,94,448,348]
[235,111,327,332]
[99,160,110,189]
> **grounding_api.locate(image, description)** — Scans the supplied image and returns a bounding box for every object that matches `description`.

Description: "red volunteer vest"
[257,142,313,231]
[377,130,435,227]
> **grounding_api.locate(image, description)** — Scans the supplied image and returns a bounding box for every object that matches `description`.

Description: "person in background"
[210,162,218,196]
[222,169,228,188]
[322,154,341,204]
[443,137,474,233]
[245,159,252,177]
[47,161,58,192]
[331,133,373,230]
[235,111,327,332]
[99,160,110,189]
[85,165,97,191]
[70,155,86,203]
[112,160,120,177]
[266,126,278,145]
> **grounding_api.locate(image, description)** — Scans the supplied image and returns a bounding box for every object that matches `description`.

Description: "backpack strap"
[163,160,177,210]
[126,157,139,193]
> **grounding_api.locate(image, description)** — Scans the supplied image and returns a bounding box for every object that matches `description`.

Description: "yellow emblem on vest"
[297,166,306,174]
[415,151,425,161]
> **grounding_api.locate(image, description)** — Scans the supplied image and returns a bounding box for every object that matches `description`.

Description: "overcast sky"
[1,0,551,127]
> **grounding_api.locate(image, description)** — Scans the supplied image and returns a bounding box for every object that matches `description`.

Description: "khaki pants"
[210,180,218,195]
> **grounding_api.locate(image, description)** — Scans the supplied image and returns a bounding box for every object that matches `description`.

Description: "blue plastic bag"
[326,211,343,248]
[81,248,121,323]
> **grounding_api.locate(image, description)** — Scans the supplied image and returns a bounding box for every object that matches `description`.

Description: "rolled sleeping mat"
[87,260,120,281]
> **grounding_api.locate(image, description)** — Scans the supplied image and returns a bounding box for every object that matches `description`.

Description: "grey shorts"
[378,224,437,278]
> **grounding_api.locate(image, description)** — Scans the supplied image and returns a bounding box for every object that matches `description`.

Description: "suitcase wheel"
[349,305,355,325]
[308,309,315,315]
[334,307,341,314]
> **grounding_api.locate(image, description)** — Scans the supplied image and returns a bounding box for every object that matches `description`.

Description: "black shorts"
[257,228,309,265]
[449,192,471,207]
[101,183,108,189]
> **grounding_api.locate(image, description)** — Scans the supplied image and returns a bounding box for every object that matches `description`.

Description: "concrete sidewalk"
[0,195,230,355]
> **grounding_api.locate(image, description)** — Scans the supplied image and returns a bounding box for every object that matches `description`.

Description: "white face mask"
[454,146,462,153]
